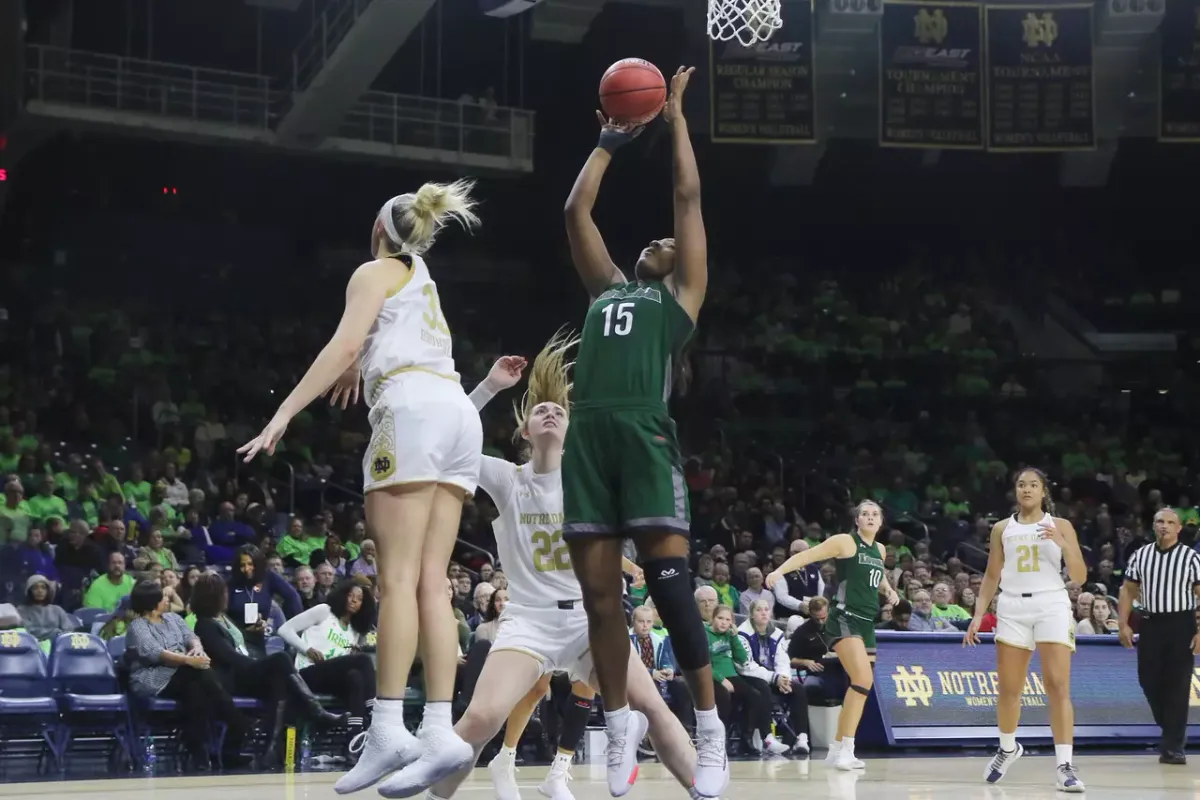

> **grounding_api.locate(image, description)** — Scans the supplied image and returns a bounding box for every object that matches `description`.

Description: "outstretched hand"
[661,66,695,124]
[487,356,527,391]
[238,416,288,463]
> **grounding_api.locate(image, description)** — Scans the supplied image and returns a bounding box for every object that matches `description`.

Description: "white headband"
[377,195,410,252]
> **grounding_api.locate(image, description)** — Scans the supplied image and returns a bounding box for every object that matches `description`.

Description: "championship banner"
[1159,0,1200,142]
[878,1,983,148]
[873,632,1200,744]
[709,0,816,144]
[985,4,1094,151]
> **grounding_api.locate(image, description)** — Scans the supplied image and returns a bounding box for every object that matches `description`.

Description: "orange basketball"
[599,59,667,125]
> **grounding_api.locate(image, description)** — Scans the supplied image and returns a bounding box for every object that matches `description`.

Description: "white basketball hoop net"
[707,0,782,46]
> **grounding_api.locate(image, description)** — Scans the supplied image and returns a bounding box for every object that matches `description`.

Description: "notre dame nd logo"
[914,8,948,45]
[1021,12,1058,47]
[371,453,394,481]
[892,665,935,707]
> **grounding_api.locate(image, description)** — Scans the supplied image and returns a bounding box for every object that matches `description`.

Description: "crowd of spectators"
[3,218,1199,774]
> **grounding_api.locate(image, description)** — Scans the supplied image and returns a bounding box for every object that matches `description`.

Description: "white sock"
[423,701,452,729]
[694,706,721,734]
[1055,744,1072,766]
[999,731,1017,752]
[498,744,516,758]
[604,705,631,734]
[374,697,406,722]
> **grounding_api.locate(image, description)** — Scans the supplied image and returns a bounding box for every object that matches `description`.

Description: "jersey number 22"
[531,529,571,572]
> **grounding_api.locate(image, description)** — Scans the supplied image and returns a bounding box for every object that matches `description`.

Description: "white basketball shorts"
[362,370,482,495]
[995,589,1076,652]
[490,601,594,684]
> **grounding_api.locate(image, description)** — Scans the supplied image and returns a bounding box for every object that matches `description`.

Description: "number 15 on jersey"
[602,302,633,337]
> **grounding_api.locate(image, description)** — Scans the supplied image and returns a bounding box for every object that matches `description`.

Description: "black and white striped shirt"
[1125,542,1200,614]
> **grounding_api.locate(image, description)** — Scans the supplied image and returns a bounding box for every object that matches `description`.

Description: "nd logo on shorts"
[371,452,395,481]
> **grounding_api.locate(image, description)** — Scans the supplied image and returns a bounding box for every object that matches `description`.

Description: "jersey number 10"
[531,529,572,572]
[601,302,634,337]
[1016,544,1041,573]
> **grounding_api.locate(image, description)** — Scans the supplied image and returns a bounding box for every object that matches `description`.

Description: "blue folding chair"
[265,636,286,655]
[106,636,126,661]
[49,633,135,770]
[0,630,61,773]
[75,607,110,633]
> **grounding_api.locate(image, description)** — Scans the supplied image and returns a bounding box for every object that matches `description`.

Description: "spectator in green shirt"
[88,457,123,503]
[276,516,326,569]
[122,463,153,517]
[26,474,68,524]
[706,605,783,753]
[82,551,135,612]
[943,487,971,520]
[711,562,741,612]
[1175,496,1200,529]
[0,436,19,475]
[929,583,971,621]
[1,478,33,545]
[54,454,84,503]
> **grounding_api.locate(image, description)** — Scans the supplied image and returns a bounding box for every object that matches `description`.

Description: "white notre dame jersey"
[478,457,581,606]
[999,511,1065,595]
[360,253,458,403]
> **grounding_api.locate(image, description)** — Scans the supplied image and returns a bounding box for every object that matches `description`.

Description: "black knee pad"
[849,684,871,697]
[643,557,709,672]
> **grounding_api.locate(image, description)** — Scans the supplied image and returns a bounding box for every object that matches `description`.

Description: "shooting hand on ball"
[596,111,644,153]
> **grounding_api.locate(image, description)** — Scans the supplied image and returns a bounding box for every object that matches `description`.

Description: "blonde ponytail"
[378,178,480,256]
[513,328,580,454]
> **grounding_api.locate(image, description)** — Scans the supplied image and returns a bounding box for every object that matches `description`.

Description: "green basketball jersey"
[834,533,885,620]
[572,280,695,409]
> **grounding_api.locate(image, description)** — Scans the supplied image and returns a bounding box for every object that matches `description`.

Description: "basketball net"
[707,0,782,46]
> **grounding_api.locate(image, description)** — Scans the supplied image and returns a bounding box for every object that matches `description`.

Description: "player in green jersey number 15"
[766,501,899,773]
[561,65,728,800]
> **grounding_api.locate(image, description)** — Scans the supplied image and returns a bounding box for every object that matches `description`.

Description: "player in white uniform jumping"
[240,179,484,795]
[379,339,703,800]
[964,467,1087,793]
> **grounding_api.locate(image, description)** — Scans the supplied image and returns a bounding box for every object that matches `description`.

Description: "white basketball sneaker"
[982,742,1023,784]
[378,725,475,799]
[1056,762,1085,793]
[333,720,420,794]
[693,718,730,798]
[833,739,865,771]
[488,748,522,800]
[537,753,576,800]
[605,710,648,797]
[824,740,842,765]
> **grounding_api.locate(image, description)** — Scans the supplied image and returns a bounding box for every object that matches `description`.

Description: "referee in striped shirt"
[1117,508,1200,765]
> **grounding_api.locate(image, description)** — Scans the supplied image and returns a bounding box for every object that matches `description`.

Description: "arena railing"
[24,44,536,166]
[25,44,279,130]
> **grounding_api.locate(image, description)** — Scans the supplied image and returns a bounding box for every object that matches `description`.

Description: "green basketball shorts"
[822,607,878,654]
[562,406,690,538]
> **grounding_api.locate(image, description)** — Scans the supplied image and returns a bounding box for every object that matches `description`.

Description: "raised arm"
[662,66,706,322]
[766,534,856,589]
[564,114,640,297]
[467,357,525,504]
[240,261,392,461]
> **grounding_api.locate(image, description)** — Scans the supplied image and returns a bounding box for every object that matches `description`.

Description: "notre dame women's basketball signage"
[878,1,984,148]
[872,632,1200,744]
[984,4,1094,151]
[708,0,816,144]
[1159,0,1200,142]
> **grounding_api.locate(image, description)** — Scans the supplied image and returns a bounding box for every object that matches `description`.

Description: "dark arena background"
[0,0,1198,797]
